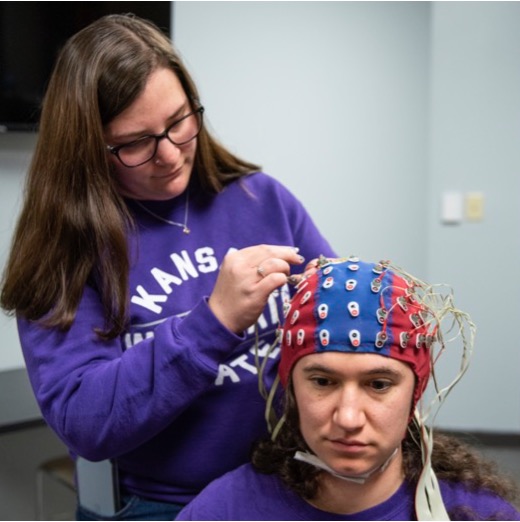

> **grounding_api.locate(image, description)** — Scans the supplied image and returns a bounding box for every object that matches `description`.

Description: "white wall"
[174,1,431,275]
[427,2,520,432]
[173,1,520,433]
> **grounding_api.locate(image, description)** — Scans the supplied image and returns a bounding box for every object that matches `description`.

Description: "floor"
[0,424,75,521]
[0,424,518,520]
[472,442,520,509]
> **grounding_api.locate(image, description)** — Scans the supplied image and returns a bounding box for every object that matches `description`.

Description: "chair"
[35,455,76,520]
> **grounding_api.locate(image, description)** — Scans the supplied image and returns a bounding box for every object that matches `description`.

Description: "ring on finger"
[257,265,265,278]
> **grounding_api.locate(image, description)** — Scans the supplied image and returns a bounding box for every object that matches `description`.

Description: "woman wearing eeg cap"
[177,257,520,521]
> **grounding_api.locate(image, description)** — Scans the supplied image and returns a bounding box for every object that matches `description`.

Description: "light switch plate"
[441,191,463,224]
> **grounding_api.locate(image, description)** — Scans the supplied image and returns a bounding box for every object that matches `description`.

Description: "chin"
[327,455,378,477]
[161,173,191,198]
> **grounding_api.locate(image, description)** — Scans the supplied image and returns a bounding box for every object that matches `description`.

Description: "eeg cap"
[279,257,436,410]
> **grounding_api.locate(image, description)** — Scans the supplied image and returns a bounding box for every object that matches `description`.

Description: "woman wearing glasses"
[0,14,335,520]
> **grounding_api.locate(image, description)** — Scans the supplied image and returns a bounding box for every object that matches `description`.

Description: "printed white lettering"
[267,290,280,325]
[230,354,258,375]
[215,339,282,386]
[255,313,268,330]
[170,250,199,281]
[151,268,182,294]
[131,285,167,314]
[124,330,155,350]
[250,343,281,360]
[215,364,240,385]
[195,247,218,273]
[246,285,288,336]
[133,332,144,345]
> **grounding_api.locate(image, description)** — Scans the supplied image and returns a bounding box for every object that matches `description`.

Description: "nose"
[154,135,181,166]
[332,386,366,431]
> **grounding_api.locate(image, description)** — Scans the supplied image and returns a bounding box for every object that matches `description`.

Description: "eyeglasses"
[106,106,204,168]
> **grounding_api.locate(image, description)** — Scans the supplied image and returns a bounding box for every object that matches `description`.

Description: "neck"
[133,189,191,234]
[306,447,405,515]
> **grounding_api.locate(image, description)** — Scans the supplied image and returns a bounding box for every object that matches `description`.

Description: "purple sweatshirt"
[17,172,335,505]
[177,463,520,521]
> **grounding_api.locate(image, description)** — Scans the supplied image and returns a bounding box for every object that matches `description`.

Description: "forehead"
[293,351,414,378]
[105,68,187,138]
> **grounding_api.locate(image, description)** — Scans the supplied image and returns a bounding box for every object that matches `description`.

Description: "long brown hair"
[252,382,519,510]
[0,14,259,338]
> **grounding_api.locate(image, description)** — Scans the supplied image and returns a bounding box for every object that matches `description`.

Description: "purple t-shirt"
[176,463,520,521]
[17,172,336,505]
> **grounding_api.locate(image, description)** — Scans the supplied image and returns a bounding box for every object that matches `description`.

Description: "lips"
[328,439,369,454]
[331,438,367,446]
[154,164,184,180]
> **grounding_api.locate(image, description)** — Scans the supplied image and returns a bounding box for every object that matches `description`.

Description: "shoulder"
[227,171,299,202]
[214,171,312,224]
[240,171,282,188]
[440,480,520,520]
[176,464,283,520]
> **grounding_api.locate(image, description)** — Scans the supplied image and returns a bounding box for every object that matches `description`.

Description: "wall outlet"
[466,192,484,221]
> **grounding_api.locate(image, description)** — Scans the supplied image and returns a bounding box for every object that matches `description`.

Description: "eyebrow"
[301,363,404,379]
[110,101,190,142]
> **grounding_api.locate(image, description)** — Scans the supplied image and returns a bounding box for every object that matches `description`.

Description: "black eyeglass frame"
[106,106,205,168]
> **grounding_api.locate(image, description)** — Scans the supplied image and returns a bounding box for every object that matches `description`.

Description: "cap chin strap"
[294,445,449,521]
[293,447,398,485]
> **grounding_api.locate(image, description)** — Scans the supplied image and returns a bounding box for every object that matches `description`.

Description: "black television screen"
[0,1,171,132]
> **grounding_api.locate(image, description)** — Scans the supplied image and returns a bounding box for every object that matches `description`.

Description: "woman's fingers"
[208,245,304,333]
[285,257,322,286]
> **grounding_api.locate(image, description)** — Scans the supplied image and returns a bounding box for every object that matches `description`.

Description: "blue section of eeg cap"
[313,258,393,355]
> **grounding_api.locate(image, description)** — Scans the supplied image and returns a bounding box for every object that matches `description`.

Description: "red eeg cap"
[279,257,435,411]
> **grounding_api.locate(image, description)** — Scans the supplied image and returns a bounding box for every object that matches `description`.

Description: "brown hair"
[252,382,519,511]
[0,14,259,337]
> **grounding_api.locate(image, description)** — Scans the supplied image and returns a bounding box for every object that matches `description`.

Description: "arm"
[19,291,241,461]
[19,243,306,461]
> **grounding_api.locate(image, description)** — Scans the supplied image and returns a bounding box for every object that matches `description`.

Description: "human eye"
[369,379,393,393]
[117,136,155,165]
[120,136,154,152]
[169,109,199,138]
[170,113,188,129]
[309,375,334,388]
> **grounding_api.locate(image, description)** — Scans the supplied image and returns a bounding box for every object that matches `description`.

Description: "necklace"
[135,190,191,234]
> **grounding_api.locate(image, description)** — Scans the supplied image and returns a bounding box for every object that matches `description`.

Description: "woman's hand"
[208,245,304,333]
